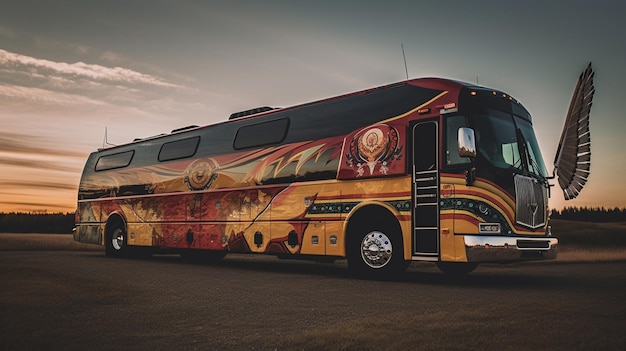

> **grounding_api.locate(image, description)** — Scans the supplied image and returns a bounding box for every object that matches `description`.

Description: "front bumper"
[464,235,558,262]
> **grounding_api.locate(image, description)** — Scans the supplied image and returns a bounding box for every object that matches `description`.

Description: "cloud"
[0,197,76,213]
[0,84,106,109]
[0,180,77,192]
[0,156,82,173]
[0,47,212,121]
[0,131,84,195]
[0,131,86,158]
[0,48,183,89]
[0,199,73,211]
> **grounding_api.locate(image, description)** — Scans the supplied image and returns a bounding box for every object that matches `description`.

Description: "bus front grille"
[514,175,547,229]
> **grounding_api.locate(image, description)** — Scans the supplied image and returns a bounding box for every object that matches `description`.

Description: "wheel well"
[346,205,402,249]
[105,214,126,238]
[103,213,129,257]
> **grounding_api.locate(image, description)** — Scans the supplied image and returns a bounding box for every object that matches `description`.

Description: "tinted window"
[95,151,134,171]
[158,136,200,162]
[233,118,289,150]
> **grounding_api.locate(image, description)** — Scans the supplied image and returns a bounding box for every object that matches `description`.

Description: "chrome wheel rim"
[111,228,125,251]
[360,231,393,268]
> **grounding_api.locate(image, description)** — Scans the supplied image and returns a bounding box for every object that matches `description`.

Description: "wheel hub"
[360,231,393,268]
[111,229,124,251]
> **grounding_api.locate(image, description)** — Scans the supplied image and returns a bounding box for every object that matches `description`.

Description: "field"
[1,219,625,262]
[1,220,625,350]
[549,219,626,261]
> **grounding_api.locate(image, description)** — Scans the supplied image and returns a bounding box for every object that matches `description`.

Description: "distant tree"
[551,206,626,222]
[0,212,75,233]
[1,207,623,233]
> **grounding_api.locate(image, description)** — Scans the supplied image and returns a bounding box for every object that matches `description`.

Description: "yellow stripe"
[380,91,449,124]
[443,176,515,210]
[316,196,410,203]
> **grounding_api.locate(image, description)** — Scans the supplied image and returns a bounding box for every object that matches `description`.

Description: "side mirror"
[458,127,476,158]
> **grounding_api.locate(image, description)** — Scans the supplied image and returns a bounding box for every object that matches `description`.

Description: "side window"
[95,151,135,171]
[158,136,200,162]
[445,115,471,165]
[233,118,289,150]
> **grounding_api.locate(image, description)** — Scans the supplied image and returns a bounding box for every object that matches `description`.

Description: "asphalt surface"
[1,251,625,350]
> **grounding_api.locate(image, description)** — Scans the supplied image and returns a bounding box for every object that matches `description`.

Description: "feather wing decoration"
[554,63,595,200]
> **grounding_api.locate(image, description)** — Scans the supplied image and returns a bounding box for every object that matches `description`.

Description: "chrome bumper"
[464,235,558,262]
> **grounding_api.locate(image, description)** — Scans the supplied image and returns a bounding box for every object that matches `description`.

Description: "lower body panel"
[464,235,558,262]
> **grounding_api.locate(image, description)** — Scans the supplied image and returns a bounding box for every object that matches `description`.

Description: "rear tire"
[105,221,128,258]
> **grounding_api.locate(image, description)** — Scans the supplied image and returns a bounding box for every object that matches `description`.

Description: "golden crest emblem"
[347,124,401,176]
[358,128,386,162]
[185,158,219,191]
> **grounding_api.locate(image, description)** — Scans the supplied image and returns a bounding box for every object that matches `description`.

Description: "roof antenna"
[401,43,409,80]
[103,127,116,148]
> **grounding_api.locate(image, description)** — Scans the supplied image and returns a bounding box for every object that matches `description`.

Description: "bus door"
[411,121,439,260]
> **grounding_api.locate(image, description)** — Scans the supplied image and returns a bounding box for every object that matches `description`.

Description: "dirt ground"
[1,250,625,350]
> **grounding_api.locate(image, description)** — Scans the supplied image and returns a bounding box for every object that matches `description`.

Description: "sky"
[1,0,625,213]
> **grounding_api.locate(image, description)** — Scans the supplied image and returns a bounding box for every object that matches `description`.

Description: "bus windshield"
[473,109,547,178]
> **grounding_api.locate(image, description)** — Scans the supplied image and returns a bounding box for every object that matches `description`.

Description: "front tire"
[348,225,407,280]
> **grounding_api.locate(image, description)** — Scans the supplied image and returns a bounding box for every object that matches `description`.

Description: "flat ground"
[1,249,625,350]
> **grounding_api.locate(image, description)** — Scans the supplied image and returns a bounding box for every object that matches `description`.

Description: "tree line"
[550,207,626,223]
[0,212,75,234]
[0,206,624,233]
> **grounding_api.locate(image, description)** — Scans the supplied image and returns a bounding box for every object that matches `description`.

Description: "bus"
[74,64,594,277]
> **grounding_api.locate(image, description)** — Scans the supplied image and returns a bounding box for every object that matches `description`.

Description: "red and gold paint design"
[76,130,414,259]
[345,124,402,177]
[440,174,545,235]
[438,173,548,262]
[77,134,547,263]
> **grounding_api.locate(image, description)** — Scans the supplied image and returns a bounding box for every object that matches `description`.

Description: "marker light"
[418,108,431,114]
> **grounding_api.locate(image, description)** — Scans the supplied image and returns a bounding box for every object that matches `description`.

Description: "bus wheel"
[348,227,405,279]
[105,222,128,258]
[436,262,478,276]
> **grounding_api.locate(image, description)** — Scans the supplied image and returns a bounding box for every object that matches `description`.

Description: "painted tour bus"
[75,64,594,277]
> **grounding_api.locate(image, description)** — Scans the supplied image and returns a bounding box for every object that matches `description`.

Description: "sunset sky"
[1,0,625,213]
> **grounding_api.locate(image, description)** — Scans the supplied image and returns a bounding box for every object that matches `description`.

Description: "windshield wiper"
[515,128,530,172]
[516,128,549,185]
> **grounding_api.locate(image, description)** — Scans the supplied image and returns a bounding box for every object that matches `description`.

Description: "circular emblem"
[358,127,386,162]
[347,124,400,176]
[184,158,218,191]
